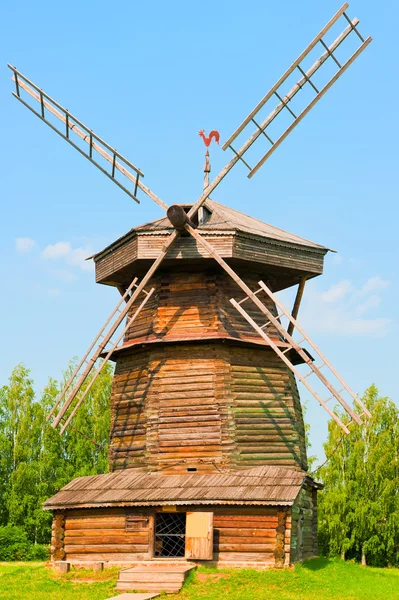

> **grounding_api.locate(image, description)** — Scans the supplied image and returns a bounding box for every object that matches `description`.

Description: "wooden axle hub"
[167,205,196,231]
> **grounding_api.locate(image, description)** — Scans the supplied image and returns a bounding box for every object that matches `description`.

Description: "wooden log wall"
[230,346,307,470]
[122,269,282,346]
[109,342,307,473]
[290,485,318,562]
[213,507,281,565]
[51,512,66,561]
[109,344,233,472]
[63,508,151,563]
[61,505,292,566]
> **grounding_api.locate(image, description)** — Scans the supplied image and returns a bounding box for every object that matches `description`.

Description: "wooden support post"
[287,276,307,336]
[58,561,70,574]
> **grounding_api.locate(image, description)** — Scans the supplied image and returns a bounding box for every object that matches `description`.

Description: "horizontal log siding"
[122,269,280,346]
[62,506,291,565]
[63,508,151,562]
[109,351,151,471]
[109,342,307,473]
[230,347,307,471]
[290,485,318,562]
[213,510,278,564]
[109,344,234,472]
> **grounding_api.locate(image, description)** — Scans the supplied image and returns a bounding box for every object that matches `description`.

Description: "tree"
[0,361,113,545]
[318,385,399,566]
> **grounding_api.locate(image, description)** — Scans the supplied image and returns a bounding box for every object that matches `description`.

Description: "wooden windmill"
[9,3,372,581]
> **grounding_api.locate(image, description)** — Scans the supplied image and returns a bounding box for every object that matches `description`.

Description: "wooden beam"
[223,2,350,149]
[10,71,168,211]
[167,205,195,231]
[117,285,131,304]
[185,224,361,429]
[287,277,307,336]
[248,37,372,178]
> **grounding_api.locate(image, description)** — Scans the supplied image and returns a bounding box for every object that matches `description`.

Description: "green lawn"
[0,559,398,600]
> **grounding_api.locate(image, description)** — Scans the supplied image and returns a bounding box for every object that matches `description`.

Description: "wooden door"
[185,512,213,560]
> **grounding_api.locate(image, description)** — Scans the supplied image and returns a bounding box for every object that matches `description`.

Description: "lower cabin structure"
[45,201,325,567]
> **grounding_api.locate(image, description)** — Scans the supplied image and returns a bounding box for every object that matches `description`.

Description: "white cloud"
[356,294,381,315]
[15,237,36,253]
[41,241,93,271]
[360,276,390,295]
[321,280,353,303]
[41,242,71,259]
[297,276,391,338]
[47,288,61,297]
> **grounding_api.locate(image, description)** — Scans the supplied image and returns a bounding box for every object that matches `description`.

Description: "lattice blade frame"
[257,281,372,419]
[184,223,368,435]
[8,65,168,210]
[221,3,372,178]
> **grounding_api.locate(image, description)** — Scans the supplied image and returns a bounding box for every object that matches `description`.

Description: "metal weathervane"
[198,130,220,190]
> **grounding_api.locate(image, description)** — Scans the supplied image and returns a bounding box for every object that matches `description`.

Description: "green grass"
[0,562,119,599]
[0,559,398,600]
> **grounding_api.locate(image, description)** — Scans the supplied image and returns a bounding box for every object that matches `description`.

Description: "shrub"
[0,525,49,561]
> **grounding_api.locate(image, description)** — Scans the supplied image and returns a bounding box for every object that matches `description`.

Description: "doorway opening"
[154,513,186,558]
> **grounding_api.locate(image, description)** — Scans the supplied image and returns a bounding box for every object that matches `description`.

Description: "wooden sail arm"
[9,66,168,211]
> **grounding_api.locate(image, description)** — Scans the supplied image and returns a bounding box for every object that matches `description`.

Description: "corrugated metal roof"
[91,200,330,261]
[44,465,317,510]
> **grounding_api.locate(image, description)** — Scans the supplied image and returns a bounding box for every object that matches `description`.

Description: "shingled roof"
[44,465,320,510]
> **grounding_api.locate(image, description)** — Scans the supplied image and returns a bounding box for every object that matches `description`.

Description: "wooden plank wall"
[109,343,233,472]
[63,508,151,563]
[109,341,308,472]
[213,507,280,565]
[59,506,293,566]
[94,232,325,285]
[122,269,281,345]
[109,350,151,471]
[230,346,308,470]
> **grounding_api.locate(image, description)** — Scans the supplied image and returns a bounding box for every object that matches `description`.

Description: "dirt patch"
[196,573,228,583]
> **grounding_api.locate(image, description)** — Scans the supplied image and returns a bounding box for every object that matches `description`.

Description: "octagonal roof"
[92,200,331,291]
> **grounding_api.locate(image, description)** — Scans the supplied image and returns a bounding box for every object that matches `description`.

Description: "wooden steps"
[106,594,160,600]
[116,563,196,594]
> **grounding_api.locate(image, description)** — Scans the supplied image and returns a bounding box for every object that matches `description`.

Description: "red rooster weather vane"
[198,129,220,147]
[199,130,220,190]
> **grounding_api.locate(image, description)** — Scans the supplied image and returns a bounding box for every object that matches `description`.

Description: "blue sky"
[0,1,397,461]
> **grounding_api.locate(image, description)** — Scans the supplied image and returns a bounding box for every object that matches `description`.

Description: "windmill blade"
[50,228,180,431]
[46,276,138,424]
[185,3,371,221]
[8,66,168,211]
[223,3,371,178]
[59,286,156,435]
[184,223,368,434]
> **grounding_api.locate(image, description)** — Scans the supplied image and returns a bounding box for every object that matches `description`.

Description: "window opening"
[154,512,186,557]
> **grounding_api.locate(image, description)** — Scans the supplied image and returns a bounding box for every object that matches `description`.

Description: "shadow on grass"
[301,557,331,571]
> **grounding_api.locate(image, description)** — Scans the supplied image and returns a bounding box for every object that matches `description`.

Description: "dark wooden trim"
[287,276,307,336]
